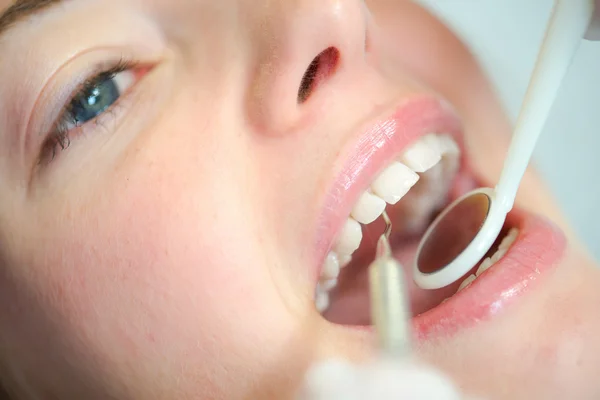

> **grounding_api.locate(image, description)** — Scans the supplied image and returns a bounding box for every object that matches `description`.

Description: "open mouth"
[313,97,566,337]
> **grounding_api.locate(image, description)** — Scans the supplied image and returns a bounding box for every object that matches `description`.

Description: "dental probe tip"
[376,211,393,259]
[382,210,392,240]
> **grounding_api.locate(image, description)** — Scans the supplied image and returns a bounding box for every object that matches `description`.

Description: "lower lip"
[413,210,566,339]
[330,210,566,339]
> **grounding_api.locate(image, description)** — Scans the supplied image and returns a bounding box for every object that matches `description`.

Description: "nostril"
[297,47,340,104]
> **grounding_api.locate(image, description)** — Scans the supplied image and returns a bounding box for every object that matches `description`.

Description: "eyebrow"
[0,0,63,36]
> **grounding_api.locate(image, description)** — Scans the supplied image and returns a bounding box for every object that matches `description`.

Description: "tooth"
[321,252,340,280]
[476,257,493,276]
[426,135,459,179]
[339,254,352,267]
[423,133,460,171]
[401,137,442,173]
[422,133,444,153]
[473,229,519,276]
[437,134,460,155]
[499,228,519,250]
[315,290,330,312]
[491,248,507,263]
[458,274,476,291]
[333,218,363,256]
[319,278,338,291]
[498,239,511,251]
[413,163,445,202]
[351,191,386,224]
[371,162,419,205]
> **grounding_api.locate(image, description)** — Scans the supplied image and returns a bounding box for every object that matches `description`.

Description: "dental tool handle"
[495,0,594,212]
[585,0,600,40]
[369,236,412,359]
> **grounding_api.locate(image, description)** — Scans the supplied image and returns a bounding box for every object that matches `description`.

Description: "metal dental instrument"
[413,0,596,290]
[369,211,412,358]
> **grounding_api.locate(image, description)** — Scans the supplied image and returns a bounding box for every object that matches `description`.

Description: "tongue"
[323,239,459,326]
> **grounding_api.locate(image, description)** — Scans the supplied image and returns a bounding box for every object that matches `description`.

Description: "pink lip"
[313,95,463,281]
[411,211,566,339]
[323,207,567,341]
[313,94,568,340]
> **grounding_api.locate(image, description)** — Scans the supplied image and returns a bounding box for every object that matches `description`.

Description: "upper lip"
[312,94,463,282]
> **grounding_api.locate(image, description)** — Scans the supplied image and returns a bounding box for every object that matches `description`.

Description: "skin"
[0,0,599,399]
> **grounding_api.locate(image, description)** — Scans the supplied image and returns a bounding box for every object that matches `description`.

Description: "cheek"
[24,147,300,391]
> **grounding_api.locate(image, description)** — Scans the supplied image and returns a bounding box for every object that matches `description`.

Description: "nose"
[247,0,369,134]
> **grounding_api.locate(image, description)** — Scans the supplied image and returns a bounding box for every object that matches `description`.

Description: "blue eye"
[68,77,120,125]
[60,68,135,131]
[39,62,137,164]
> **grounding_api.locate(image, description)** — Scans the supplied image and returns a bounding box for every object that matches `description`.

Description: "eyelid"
[24,51,149,158]
[37,65,147,166]
[33,69,144,174]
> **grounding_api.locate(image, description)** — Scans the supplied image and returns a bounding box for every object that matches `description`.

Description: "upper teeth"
[333,218,363,256]
[351,191,387,225]
[371,162,419,205]
[400,138,442,173]
[315,133,461,313]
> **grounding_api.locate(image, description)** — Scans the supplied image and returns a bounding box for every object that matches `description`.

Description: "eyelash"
[39,59,139,165]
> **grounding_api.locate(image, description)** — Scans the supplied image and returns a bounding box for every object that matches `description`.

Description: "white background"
[416,0,600,259]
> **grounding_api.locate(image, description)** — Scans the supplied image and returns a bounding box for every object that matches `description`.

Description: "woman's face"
[0,0,599,398]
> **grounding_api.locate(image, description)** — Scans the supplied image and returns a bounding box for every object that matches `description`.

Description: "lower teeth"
[454,227,520,293]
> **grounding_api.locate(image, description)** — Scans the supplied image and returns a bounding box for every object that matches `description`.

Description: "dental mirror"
[413,0,594,290]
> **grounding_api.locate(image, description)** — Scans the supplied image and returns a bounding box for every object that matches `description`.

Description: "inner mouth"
[316,133,519,326]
